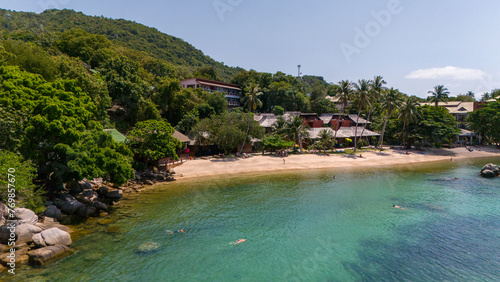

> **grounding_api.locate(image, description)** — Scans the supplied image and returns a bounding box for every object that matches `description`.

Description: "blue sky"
[1,0,500,98]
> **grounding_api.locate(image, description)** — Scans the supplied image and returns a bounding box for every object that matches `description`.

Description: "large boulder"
[32,228,72,247]
[44,205,62,221]
[480,163,499,177]
[77,206,98,218]
[480,169,496,178]
[92,201,108,211]
[14,224,43,245]
[14,208,38,225]
[27,245,71,266]
[59,194,85,215]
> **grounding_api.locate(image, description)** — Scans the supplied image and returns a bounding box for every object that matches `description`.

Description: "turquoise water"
[14,159,500,281]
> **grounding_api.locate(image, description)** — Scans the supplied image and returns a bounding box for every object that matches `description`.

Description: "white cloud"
[405,66,486,80]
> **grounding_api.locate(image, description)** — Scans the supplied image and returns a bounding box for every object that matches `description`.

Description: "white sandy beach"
[173,147,500,180]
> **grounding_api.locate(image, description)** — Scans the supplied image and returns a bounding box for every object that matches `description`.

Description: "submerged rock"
[27,245,72,266]
[136,241,160,253]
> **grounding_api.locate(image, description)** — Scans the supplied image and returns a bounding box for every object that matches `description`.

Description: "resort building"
[180,78,242,108]
[254,112,380,147]
[419,101,484,123]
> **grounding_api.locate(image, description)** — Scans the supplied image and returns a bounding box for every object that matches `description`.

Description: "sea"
[11,157,500,281]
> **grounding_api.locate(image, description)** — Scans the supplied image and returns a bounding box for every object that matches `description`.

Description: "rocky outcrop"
[27,245,71,266]
[480,163,500,178]
[32,228,72,248]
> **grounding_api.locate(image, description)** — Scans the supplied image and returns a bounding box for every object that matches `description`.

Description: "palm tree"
[239,84,263,154]
[333,80,354,142]
[316,129,335,154]
[428,85,449,114]
[398,96,420,148]
[284,115,309,153]
[372,75,386,96]
[271,115,287,135]
[352,79,372,152]
[377,88,402,148]
[358,76,386,146]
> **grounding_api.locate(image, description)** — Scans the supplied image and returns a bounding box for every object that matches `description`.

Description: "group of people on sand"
[277,150,288,157]
[167,229,246,245]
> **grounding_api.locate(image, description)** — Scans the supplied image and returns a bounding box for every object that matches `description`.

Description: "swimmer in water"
[393,205,406,210]
[233,238,246,245]
[168,229,185,234]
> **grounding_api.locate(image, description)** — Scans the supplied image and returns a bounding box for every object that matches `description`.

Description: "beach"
[173,147,500,180]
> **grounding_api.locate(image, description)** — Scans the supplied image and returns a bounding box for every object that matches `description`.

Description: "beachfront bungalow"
[180,78,242,108]
[158,130,193,170]
[254,111,380,148]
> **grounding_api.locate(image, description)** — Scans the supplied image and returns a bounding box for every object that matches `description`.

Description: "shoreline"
[172,146,500,182]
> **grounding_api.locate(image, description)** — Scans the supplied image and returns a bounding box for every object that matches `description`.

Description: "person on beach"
[168,229,185,234]
[283,159,285,164]
[393,205,406,210]
[233,238,246,245]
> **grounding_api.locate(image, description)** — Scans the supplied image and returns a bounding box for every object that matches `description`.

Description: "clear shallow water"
[14,159,500,281]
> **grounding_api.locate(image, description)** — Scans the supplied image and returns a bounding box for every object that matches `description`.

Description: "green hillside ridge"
[0,8,243,81]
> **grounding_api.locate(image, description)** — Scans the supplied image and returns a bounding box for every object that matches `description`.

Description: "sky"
[1,0,500,98]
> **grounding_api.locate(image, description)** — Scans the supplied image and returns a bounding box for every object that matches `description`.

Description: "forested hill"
[0,8,243,81]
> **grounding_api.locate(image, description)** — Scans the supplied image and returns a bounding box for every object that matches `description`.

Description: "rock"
[0,250,28,266]
[136,241,160,253]
[60,194,85,215]
[77,206,97,218]
[0,244,9,253]
[80,181,92,191]
[27,245,71,266]
[0,263,5,273]
[65,180,82,195]
[43,217,57,224]
[98,186,109,195]
[0,225,14,245]
[480,169,496,178]
[145,180,154,186]
[106,189,123,200]
[32,228,72,248]
[83,252,103,262]
[92,201,108,211]
[97,218,116,225]
[77,190,99,205]
[35,223,71,233]
[14,224,43,245]
[14,208,38,225]
[480,163,500,177]
[0,222,42,245]
[0,203,10,226]
[44,205,62,220]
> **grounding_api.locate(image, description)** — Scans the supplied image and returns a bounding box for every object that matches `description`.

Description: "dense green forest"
[0,8,498,212]
[0,8,244,81]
